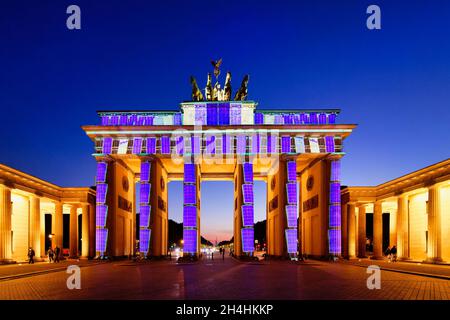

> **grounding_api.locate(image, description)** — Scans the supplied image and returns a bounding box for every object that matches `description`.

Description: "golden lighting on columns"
[357,204,366,258]
[69,205,78,258]
[347,203,356,258]
[54,202,64,248]
[427,184,442,262]
[29,195,41,258]
[396,195,408,260]
[81,203,90,258]
[373,200,383,259]
[0,184,12,262]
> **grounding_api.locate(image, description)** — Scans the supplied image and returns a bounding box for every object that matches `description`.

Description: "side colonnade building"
[0,164,96,263]
[341,159,450,263]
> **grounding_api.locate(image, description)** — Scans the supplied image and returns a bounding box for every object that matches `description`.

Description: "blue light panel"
[96,162,107,183]
[96,204,108,228]
[241,228,254,253]
[287,161,296,182]
[161,136,170,154]
[132,138,143,154]
[102,137,113,154]
[139,205,151,228]
[184,163,196,184]
[285,205,297,228]
[96,228,108,253]
[183,206,197,227]
[146,137,156,154]
[183,185,196,205]
[243,163,253,183]
[242,184,254,204]
[140,183,151,204]
[286,183,297,204]
[96,183,108,204]
[140,161,150,182]
[183,229,197,253]
[139,229,151,253]
[241,205,254,227]
[285,229,297,254]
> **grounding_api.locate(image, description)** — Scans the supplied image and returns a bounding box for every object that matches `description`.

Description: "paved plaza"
[0,256,449,300]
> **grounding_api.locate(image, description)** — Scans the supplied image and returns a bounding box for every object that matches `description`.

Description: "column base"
[0,259,16,265]
[425,257,443,263]
[370,255,384,260]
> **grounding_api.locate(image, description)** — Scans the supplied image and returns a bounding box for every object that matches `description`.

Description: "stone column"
[348,203,356,258]
[357,204,366,258]
[29,196,41,258]
[427,185,442,262]
[54,202,63,249]
[69,205,78,258]
[341,203,349,258]
[81,203,90,258]
[373,201,383,259]
[389,208,397,247]
[89,203,96,258]
[0,185,13,262]
[396,195,409,259]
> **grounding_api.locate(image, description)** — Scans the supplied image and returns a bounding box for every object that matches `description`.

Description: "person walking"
[385,246,392,262]
[222,247,225,260]
[54,246,60,263]
[47,247,54,263]
[28,247,35,264]
[391,245,397,262]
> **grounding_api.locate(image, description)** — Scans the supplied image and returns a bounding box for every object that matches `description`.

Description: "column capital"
[0,182,13,190]
[95,155,114,163]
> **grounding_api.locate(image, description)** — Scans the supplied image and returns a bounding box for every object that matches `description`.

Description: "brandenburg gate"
[82,65,355,259]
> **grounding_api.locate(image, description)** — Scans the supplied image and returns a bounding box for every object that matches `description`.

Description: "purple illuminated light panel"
[183,229,197,253]
[251,134,260,154]
[183,206,197,227]
[176,136,184,155]
[328,159,341,255]
[96,229,108,253]
[328,229,341,254]
[241,205,254,227]
[286,183,297,205]
[96,184,108,203]
[241,228,254,253]
[102,138,113,154]
[285,229,298,254]
[139,229,151,254]
[243,163,253,183]
[237,135,246,154]
[206,136,216,154]
[191,136,200,154]
[146,137,156,154]
[161,136,170,154]
[96,162,107,183]
[140,183,151,203]
[184,164,196,183]
[183,185,196,204]
[140,162,150,182]
[222,134,231,154]
[132,138,143,154]
[287,161,296,182]
[281,136,291,153]
[285,205,297,228]
[325,136,335,153]
[140,205,151,228]
[96,205,108,228]
[242,184,254,204]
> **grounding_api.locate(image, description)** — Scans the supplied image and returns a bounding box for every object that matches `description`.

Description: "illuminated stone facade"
[341,159,450,263]
[83,101,355,259]
[0,164,95,263]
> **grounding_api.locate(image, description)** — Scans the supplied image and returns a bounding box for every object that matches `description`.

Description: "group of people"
[27,246,62,264]
[385,245,397,262]
[47,246,62,263]
[218,247,226,260]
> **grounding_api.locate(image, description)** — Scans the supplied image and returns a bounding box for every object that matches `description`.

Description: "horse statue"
[234,74,249,101]
[190,76,204,101]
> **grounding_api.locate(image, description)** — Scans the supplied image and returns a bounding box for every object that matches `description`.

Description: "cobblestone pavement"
[0,259,104,280]
[341,258,450,279]
[0,256,449,300]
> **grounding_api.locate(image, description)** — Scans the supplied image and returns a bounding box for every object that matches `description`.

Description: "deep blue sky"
[1,1,449,239]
